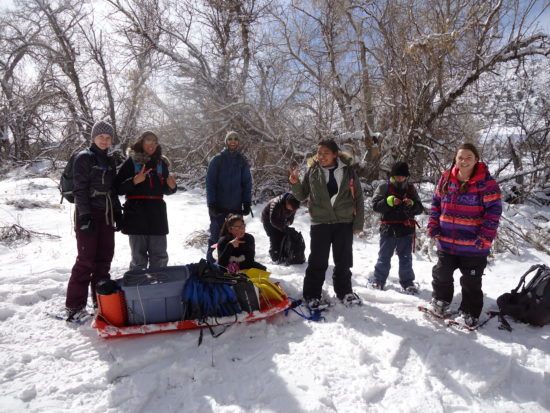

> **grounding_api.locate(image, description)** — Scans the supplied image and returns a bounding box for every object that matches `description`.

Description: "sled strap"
[284,297,326,322]
[198,319,231,346]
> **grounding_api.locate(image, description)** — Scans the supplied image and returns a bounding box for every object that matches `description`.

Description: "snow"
[0,168,549,413]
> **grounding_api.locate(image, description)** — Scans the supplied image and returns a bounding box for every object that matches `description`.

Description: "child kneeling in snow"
[261,192,300,262]
[217,214,266,273]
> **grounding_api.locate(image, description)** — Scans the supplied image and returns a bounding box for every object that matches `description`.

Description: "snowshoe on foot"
[305,297,331,311]
[368,280,384,290]
[402,284,419,295]
[428,298,450,317]
[454,312,479,328]
[341,292,363,307]
[65,308,92,324]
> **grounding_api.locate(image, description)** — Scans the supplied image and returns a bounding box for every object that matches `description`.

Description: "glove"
[114,212,123,232]
[242,202,251,216]
[208,204,220,217]
[386,195,396,207]
[78,214,94,235]
[227,262,240,274]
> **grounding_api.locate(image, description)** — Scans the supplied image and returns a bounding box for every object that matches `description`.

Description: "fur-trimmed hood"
[306,151,353,168]
[127,149,171,167]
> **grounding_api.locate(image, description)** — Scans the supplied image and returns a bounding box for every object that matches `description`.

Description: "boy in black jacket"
[261,193,300,262]
[369,161,424,293]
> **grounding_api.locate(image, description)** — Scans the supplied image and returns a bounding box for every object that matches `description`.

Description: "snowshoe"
[48,308,93,324]
[418,304,456,321]
[427,298,450,317]
[368,280,384,290]
[341,292,363,307]
[401,283,419,295]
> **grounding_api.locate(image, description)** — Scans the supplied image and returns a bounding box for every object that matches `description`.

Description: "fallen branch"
[0,224,61,245]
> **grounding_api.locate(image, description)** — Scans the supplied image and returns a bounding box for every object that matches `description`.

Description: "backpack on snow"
[278,227,306,265]
[496,264,550,329]
[182,259,259,321]
[59,149,104,203]
[182,259,260,345]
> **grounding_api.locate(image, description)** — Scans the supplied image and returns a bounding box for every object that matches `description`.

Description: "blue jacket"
[206,149,252,213]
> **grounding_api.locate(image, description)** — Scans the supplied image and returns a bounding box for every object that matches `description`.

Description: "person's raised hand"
[288,167,300,184]
[133,164,152,185]
[230,238,245,248]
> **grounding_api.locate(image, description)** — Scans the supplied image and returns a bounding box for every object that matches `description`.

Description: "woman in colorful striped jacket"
[427,143,502,327]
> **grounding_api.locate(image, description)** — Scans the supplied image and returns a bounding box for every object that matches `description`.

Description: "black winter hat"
[91,120,114,140]
[390,161,410,177]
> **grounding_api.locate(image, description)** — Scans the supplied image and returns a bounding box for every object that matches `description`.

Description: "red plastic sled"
[92,294,291,338]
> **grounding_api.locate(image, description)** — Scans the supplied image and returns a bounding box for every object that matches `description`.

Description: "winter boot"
[428,298,450,317]
[402,284,419,295]
[65,307,91,323]
[305,297,330,311]
[456,311,479,327]
[341,292,363,307]
[368,279,384,290]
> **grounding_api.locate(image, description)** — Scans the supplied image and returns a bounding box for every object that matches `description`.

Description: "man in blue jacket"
[205,131,252,263]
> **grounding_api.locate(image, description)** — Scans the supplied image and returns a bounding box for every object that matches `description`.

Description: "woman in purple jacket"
[427,143,502,326]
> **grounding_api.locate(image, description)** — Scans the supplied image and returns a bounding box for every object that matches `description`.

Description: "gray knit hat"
[225,130,239,143]
[91,120,114,140]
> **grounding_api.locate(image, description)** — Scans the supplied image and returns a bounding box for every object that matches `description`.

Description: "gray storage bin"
[119,266,190,325]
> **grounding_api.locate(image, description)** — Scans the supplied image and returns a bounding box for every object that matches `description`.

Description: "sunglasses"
[227,137,239,141]
[230,224,246,230]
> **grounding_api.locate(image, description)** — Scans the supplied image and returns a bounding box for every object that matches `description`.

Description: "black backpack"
[496,264,550,329]
[59,149,96,203]
[278,227,306,265]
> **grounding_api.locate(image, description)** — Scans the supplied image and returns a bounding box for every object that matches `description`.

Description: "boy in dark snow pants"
[369,161,424,293]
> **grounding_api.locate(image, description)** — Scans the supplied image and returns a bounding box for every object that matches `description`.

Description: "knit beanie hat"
[91,120,114,140]
[390,161,410,177]
[225,130,239,143]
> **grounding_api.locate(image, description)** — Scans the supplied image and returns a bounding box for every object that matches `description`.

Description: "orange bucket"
[97,291,127,327]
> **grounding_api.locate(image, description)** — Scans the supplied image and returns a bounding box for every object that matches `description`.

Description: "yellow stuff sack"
[240,268,286,303]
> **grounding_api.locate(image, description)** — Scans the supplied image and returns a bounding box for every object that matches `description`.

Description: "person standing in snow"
[288,139,364,309]
[369,161,424,293]
[217,214,266,272]
[261,192,301,262]
[427,142,502,327]
[65,120,122,322]
[114,131,177,270]
[205,131,253,263]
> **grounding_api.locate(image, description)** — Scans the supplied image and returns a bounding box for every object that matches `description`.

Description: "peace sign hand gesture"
[133,164,152,185]
[288,167,300,184]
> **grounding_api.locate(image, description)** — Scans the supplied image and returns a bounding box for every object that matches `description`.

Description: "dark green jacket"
[291,153,364,231]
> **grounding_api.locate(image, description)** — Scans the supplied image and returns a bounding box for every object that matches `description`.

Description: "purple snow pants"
[65,209,115,310]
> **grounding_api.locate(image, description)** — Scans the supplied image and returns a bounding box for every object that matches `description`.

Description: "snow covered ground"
[0,163,549,413]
